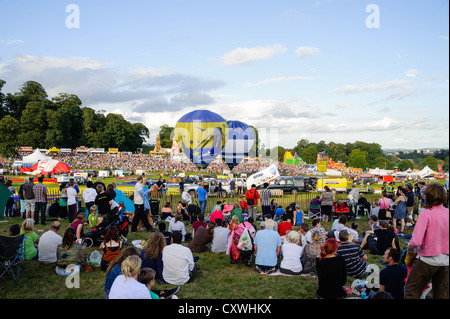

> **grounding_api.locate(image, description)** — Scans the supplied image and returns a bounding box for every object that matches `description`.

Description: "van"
[316,178,348,193]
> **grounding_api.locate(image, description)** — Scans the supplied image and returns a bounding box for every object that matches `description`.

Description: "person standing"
[404,183,449,299]
[23,177,35,220]
[245,184,260,222]
[131,175,153,232]
[18,177,28,218]
[349,184,359,218]
[229,179,236,198]
[319,186,335,222]
[82,181,97,215]
[259,183,271,218]
[33,175,48,225]
[196,183,208,216]
[66,180,78,223]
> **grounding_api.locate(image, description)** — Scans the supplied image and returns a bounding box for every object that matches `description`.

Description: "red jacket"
[245,188,260,205]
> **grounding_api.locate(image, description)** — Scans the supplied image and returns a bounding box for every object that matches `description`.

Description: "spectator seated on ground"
[277,214,292,241]
[254,219,282,275]
[162,231,199,285]
[336,229,368,279]
[211,219,230,253]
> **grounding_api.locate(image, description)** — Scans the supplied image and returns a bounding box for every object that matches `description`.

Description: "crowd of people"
[2,169,448,299]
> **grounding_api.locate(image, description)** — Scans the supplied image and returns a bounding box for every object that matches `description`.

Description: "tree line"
[0,80,149,157]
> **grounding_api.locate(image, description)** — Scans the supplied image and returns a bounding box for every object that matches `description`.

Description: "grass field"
[0,174,423,299]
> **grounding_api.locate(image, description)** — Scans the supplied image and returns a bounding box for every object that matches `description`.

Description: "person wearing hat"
[405,184,415,226]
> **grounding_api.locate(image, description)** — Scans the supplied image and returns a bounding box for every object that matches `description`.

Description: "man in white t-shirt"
[162,232,198,285]
[38,221,62,264]
[211,219,230,253]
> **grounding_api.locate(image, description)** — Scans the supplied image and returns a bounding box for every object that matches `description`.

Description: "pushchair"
[82,207,130,248]
[332,200,352,221]
[188,204,201,224]
[229,222,256,267]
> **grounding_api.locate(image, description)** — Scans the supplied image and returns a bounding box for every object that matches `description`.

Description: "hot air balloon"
[174,110,228,170]
[221,120,255,170]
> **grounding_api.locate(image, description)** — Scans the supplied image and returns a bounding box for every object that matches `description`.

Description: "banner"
[246,164,280,189]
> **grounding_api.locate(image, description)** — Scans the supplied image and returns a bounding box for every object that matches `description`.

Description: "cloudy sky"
[0,0,448,150]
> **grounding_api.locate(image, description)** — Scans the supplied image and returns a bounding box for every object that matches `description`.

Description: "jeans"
[34,202,47,225]
[199,200,207,215]
[248,205,258,221]
[68,204,77,223]
[5,197,14,217]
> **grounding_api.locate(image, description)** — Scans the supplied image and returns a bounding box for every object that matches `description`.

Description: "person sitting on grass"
[188,222,215,253]
[336,229,368,279]
[99,226,122,271]
[20,218,39,261]
[162,231,199,285]
[279,230,304,276]
[109,255,151,299]
[254,219,281,275]
[211,218,230,253]
[140,232,166,283]
[137,268,179,299]
[55,227,87,277]
[104,247,140,299]
[277,214,292,241]
[168,213,191,242]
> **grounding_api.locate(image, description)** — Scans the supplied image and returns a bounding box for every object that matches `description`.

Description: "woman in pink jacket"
[404,183,449,299]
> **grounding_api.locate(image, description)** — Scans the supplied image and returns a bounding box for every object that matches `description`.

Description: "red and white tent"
[20,159,70,175]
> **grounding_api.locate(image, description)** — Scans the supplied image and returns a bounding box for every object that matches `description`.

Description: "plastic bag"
[89,250,102,267]
[237,228,252,251]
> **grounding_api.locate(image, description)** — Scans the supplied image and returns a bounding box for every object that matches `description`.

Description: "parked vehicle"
[185,179,232,198]
[268,176,307,194]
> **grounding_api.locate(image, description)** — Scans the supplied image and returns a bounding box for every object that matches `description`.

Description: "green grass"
[1,173,423,299]
[0,212,414,299]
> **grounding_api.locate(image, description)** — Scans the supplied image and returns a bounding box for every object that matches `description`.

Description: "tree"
[0,115,20,157]
[422,156,439,171]
[348,149,368,169]
[374,157,394,170]
[301,146,318,164]
[398,159,414,171]
[18,101,47,148]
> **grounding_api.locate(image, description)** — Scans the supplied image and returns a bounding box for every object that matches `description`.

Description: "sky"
[0,0,448,151]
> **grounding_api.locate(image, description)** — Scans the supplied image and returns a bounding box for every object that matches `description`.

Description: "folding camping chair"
[0,234,26,281]
[307,204,321,220]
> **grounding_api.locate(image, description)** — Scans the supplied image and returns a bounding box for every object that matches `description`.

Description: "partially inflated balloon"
[174,110,228,169]
[221,120,255,170]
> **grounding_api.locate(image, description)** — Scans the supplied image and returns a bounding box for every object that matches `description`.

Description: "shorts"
[255,264,278,275]
[25,199,35,212]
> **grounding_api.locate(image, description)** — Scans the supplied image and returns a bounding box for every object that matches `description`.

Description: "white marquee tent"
[22,149,52,168]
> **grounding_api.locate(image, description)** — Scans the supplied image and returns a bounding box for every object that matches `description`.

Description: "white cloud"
[295,46,320,58]
[329,79,410,94]
[0,39,23,45]
[405,69,418,78]
[244,76,316,87]
[220,44,286,66]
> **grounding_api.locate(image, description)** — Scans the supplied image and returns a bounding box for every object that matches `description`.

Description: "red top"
[278,222,292,237]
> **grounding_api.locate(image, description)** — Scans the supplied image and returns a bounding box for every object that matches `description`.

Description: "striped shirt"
[260,188,272,206]
[33,182,48,203]
[336,242,368,278]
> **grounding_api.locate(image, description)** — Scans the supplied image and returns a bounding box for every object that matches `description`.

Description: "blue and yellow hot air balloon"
[221,120,255,170]
[174,110,228,170]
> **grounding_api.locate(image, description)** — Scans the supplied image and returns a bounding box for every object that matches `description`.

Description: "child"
[274,206,284,221]
[88,206,98,229]
[293,204,304,226]
[9,224,20,236]
[138,268,179,299]
[20,219,40,260]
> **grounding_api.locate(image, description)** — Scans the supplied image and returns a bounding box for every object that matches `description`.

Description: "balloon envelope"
[174,110,228,169]
[221,120,255,170]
